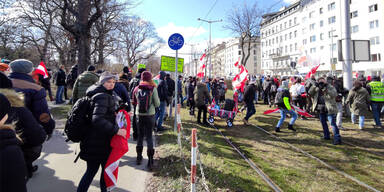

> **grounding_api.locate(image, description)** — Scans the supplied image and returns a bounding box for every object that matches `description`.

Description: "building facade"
[261,0,384,76]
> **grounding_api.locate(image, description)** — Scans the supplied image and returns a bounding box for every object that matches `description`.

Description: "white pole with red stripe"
[177,104,181,145]
[191,129,197,192]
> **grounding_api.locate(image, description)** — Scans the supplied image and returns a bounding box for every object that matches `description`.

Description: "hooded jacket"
[132,81,160,116]
[346,86,370,116]
[194,82,211,107]
[80,84,119,161]
[0,125,27,192]
[72,71,99,103]
[1,89,46,147]
[308,83,338,114]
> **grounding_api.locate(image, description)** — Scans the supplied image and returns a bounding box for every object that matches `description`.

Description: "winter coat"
[346,87,370,116]
[114,82,130,107]
[187,82,195,99]
[56,68,66,86]
[244,83,256,103]
[1,89,46,147]
[9,72,55,135]
[194,82,211,107]
[80,84,120,161]
[66,65,78,88]
[129,76,141,99]
[118,78,130,93]
[132,81,160,116]
[157,72,168,102]
[166,78,175,97]
[263,80,272,92]
[72,71,99,103]
[0,125,27,192]
[308,84,338,114]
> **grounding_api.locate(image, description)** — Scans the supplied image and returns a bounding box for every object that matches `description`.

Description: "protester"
[66,64,78,89]
[78,72,127,192]
[275,80,297,132]
[0,93,27,192]
[218,78,227,103]
[309,77,341,145]
[155,71,168,132]
[187,77,196,115]
[305,74,317,113]
[55,65,67,104]
[211,78,220,102]
[366,76,384,129]
[118,73,130,93]
[132,71,160,170]
[165,73,175,120]
[290,78,306,119]
[243,80,257,125]
[37,68,54,101]
[263,76,272,106]
[194,77,211,125]
[177,75,184,107]
[129,68,146,140]
[114,75,130,105]
[72,65,99,104]
[346,81,370,130]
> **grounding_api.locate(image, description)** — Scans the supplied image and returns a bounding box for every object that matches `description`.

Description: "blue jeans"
[155,101,166,129]
[319,113,341,142]
[371,103,383,126]
[77,160,107,192]
[276,109,298,128]
[245,101,256,120]
[55,85,64,103]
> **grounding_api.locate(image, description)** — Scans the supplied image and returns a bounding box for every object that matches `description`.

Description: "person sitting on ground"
[72,65,99,104]
[194,77,211,125]
[0,93,27,192]
[275,80,297,132]
[132,71,160,170]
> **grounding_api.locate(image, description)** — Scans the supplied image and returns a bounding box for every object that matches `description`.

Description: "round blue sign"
[168,33,184,50]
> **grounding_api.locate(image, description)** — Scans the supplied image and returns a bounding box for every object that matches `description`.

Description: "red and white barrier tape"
[191,128,197,192]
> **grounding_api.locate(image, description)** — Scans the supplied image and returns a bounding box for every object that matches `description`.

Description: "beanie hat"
[0,93,11,121]
[0,63,8,72]
[123,66,129,74]
[87,65,96,71]
[99,71,116,85]
[0,72,12,88]
[9,59,34,74]
[141,71,152,82]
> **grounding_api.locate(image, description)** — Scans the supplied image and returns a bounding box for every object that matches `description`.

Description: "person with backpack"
[132,71,160,170]
[275,80,297,132]
[77,72,127,192]
[243,80,257,125]
[309,77,341,145]
[72,65,99,104]
[0,93,28,192]
[129,68,146,140]
[155,71,168,132]
[194,77,211,125]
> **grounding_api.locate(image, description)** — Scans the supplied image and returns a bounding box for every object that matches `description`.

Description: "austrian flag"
[35,61,49,78]
[232,63,248,92]
[196,53,206,78]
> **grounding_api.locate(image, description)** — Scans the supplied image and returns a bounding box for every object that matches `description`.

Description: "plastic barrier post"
[191,129,197,192]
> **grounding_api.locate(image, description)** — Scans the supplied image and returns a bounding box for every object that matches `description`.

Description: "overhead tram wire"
[186,0,219,45]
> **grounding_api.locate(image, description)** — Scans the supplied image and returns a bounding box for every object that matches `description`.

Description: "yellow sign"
[138,64,146,69]
[331,63,336,71]
[160,56,184,73]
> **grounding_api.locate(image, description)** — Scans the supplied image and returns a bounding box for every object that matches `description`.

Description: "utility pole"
[197,18,222,78]
[342,0,353,90]
[330,29,338,76]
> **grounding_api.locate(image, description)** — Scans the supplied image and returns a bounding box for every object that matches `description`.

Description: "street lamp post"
[330,29,338,76]
[197,18,222,79]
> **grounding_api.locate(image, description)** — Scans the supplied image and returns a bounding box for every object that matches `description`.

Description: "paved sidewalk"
[27,106,151,192]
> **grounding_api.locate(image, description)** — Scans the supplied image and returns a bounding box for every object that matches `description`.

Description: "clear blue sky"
[134,0,289,43]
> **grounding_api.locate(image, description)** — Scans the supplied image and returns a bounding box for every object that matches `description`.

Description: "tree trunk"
[77,33,91,74]
[97,35,104,67]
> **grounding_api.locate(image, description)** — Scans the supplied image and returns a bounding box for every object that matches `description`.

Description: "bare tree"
[116,16,163,68]
[57,0,103,73]
[224,2,263,66]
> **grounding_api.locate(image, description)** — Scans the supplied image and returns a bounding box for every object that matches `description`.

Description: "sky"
[133,0,291,60]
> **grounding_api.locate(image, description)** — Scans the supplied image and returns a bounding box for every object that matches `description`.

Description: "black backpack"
[275,89,285,105]
[137,88,152,113]
[64,97,93,142]
[129,78,140,99]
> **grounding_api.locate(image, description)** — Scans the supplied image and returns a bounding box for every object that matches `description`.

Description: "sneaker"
[288,124,296,132]
[333,140,342,145]
[359,126,363,130]
[243,118,250,125]
[275,127,281,132]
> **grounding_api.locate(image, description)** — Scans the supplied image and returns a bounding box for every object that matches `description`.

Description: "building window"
[310,35,316,42]
[285,34,287,40]
[369,20,379,29]
[310,48,316,53]
[320,7,323,14]
[320,33,324,40]
[294,17,297,24]
[302,17,307,23]
[294,30,297,38]
[289,20,292,27]
[295,43,297,51]
[309,11,315,18]
[320,20,324,27]
[350,11,358,18]
[320,46,324,50]
[330,43,337,51]
[276,36,279,43]
[369,4,378,12]
[285,46,287,53]
[272,38,274,45]
[280,24,282,30]
[351,25,359,33]
[280,35,283,42]
[290,44,293,52]
[310,23,315,30]
[370,36,380,45]
[328,16,336,24]
[284,22,287,28]
[289,32,292,39]
[328,2,336,11]
[303,39,307,45]
[302,28,306,34]
[371,53,381,62]
[239,50,241,55]
[254,49,256,55]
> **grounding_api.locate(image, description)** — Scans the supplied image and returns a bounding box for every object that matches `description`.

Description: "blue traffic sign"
[168,33,184,50]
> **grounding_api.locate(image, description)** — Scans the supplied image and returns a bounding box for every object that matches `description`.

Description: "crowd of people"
[1,58,384,191]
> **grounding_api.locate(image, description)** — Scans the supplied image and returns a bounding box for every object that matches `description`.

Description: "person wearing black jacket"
[187,77,195,115]
[55,65,66,104]
[77,72,127,192]
[0,93,28,192]
[165,73,175,120]
[155,71,168,132]
[243,80,257,125]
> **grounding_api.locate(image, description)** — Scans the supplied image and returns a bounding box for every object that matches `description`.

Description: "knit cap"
[9,59,33,74]
[99,71,116,85]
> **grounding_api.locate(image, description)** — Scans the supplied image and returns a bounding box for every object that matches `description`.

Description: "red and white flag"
[263,105,313,118]
[196,53,206,78]
[35,61,49,78]
[232,63,248,92]
[104,110,131,191]
[305,64,320,80]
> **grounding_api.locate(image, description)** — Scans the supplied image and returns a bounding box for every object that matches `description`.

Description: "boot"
[147,148,155,171]
[275,127,281,132]
[288,124,296,132]
[136,146,143,165]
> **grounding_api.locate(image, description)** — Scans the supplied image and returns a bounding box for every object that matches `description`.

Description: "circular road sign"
[168,33,184,50]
